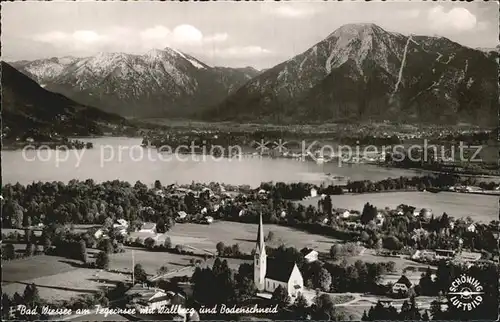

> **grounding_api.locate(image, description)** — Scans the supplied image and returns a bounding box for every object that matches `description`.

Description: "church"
[254,214,304,299]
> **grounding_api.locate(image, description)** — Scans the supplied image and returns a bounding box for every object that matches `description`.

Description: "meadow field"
[299,191,498,223]
[1,254,128,303]
[168,221,341,254]
[2,220,431,304]
[2,221,338,302]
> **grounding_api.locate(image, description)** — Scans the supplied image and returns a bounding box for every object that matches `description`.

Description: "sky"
[2,1,498,69]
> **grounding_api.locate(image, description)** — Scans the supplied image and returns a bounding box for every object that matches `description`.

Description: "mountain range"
[205,23,499,126]
[9,23,500,126]
[1,61,126,139]
[11,49,259,118]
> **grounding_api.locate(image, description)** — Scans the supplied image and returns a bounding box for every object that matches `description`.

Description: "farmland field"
[167,221,341,254]
[2,255,79,283]
[299,191,498,223]
[1,254,128,302]
[109,246,251,277]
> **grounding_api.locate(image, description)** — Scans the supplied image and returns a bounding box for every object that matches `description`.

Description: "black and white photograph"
[1,1,499,321]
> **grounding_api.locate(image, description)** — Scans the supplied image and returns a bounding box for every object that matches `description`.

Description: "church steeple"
[256,212,265,252]
[254,213,267,291]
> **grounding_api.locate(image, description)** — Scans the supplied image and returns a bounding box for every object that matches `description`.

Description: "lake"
[3,137,428,186]
[2,137,498,221]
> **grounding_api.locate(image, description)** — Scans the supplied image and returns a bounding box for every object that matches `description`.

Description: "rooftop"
[265,259,297,283]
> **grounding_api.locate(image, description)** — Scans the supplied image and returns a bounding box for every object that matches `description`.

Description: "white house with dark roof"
[254,214,304,298]
[392,275,413,294]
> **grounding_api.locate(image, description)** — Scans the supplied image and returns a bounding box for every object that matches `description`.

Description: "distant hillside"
[1,61,126,139]
[204,23,499,126]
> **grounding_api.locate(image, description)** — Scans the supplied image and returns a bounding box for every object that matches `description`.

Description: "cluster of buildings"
[411,249,483,267]
[124,283,200,321]
[94,218,129,240]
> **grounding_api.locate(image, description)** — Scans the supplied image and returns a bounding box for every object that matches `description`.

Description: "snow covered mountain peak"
[327,23,386,40]
[145,48,166,58]
[12,47,258,118]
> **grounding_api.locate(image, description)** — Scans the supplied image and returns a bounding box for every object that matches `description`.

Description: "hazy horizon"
[2,1,498,69]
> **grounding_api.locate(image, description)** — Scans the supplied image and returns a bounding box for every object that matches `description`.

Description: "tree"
[216,260,236,303]
[231,243,241,256]
[360,231,370,243]
[41,228,53,253]
[429,300,443,320]
[313,293,337,320]
[134,264,148,283]
[100,238,113,254]
[329,244,342,261]
[95,251,109,269]
[236,276,256,302]
[293,292,309,319]
[1,293,12,318]
[216,242,225,256]
[407,296,421,320]
[23,283,41,307]
[79,239,87,263]
[361,203,377,225]
[2,244,15,260]
[271,285,290,308]
[361,310,369,321]
[156,218,166,233]
[383,235,402,251]
[157,266,168,275]
[323,195,332,215]
[315,267,332,292]
[144,237,156,250]
[422,310,430,321]
[418,267,435,296]
[25,241,34,257]
[265,231,275,242]
[163,237,172,249]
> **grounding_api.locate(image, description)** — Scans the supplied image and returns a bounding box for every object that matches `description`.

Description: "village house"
[112,219,129,236]
[126,285,199,321]
[435,249,456,260]
[176,211,188,222]
[310,188,317,198]
[391,275,413,294]
[456,251,482,263]
[94,228,104,239]
[467,223,476,233]
[139,223,157,233]
[411,250,436,261]
[201,216,213,224]
[127,285,170,310]
[337,209,352,219]
[254,214,304,299]
[301,249,319,263]
[419,208,433,220]
[114,219,129,228]
[376,212,385,226]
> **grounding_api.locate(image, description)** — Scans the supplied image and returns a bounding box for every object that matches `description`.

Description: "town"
[2,178,499,320]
